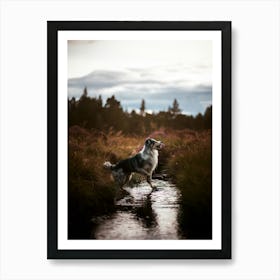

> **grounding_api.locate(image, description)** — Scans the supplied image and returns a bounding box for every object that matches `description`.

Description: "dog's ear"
[145,138,151,145]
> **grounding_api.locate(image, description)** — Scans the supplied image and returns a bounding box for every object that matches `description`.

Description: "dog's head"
[144,138,164,150]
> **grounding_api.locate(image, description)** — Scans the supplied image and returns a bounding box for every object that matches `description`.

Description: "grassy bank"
[68,126,212,239]
[165,132,212,238]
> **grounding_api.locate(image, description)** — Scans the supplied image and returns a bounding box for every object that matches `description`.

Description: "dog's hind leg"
[115,173,132,203]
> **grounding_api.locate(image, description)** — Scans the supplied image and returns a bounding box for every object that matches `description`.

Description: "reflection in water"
[91,180,182,239]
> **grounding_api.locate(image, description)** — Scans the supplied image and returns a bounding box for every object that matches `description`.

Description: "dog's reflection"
[133,194,157,228]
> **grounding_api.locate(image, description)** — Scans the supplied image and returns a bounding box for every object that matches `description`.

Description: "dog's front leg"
[146,175,153,188]
[135,168,155,189]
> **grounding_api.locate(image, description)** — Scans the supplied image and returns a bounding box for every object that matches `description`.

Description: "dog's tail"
[103,161,116,170]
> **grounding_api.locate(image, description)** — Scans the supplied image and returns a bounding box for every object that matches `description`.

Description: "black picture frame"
[47,21,231,259]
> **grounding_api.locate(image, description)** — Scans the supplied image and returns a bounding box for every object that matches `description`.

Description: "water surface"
[91,180,182,239]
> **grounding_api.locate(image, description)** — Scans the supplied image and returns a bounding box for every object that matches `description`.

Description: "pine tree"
[140,99,146,116]
[105,95,121,109]
[169,99,181,116]
[97,95,103,108]
[81,87,88,99]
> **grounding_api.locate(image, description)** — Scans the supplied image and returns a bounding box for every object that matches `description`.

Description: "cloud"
[68,69,165,90]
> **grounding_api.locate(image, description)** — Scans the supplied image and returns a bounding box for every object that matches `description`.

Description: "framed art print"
[47,21,231,259]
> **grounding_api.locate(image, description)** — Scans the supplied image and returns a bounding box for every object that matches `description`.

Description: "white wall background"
[0,1,279,279]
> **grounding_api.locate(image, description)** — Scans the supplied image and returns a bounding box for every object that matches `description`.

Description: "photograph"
[68,39,213,240]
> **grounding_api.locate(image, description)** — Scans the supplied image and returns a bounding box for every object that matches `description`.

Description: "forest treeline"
[68,87,212,133]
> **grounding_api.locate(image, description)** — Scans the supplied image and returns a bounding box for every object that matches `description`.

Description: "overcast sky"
[68,40,212,115]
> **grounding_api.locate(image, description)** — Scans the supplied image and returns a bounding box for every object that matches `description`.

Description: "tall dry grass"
[68,126,212,239]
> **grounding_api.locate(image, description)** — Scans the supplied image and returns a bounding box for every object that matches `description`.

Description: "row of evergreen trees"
[68,88,212,134]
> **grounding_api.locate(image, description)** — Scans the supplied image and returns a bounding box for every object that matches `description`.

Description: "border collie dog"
[103,138,163,190]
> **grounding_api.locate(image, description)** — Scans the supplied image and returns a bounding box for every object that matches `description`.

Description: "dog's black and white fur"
[103,138,163,190]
